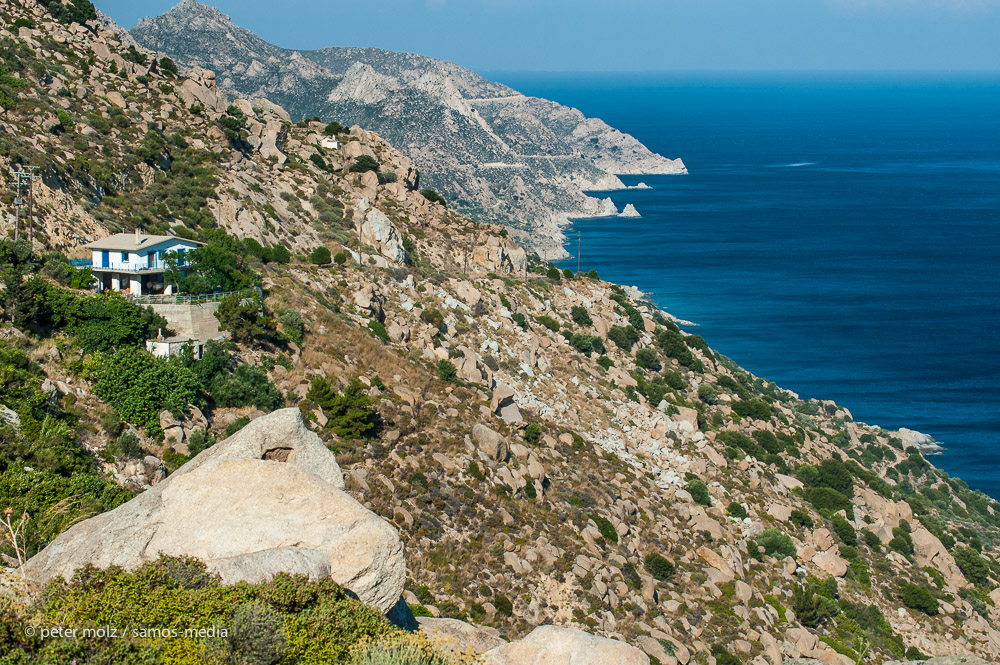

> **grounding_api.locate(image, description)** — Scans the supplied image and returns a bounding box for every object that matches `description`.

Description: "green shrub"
[93,347,199,431]
[209,364,283,411]
[643,552,675,583]
[889,526,915,556]
[112,431,143,459]
[816,458,854,496]
[466,460,484,481]
[524,422,543,445]
[308,377,379,440]
[711,644,742,665]
[279,310,305,345]
[186,429,215,457]
[494,594,513,617]
[954,546,991,586]
[863,529,882,551]
[10,556,393,663]
[436,360,457,382]
[756,529,796,559]
[830,515,858,546]
[334,251,348,264]
[687,478,712,506]
[790,510,814,529]
[216,294,277,345]
[731,399,771,420]
[310,246,332,265]
[350,155,380,173]
[589,514,619,544]
[511,312,528,330]
[571,306,592,326]
[727,502,748,519]
[804,487,852,514]
[607,324,640,350]
[596,355,613,370]
[367,320,389,342]
[900,583,939,615]
[635,348,662,371]
[225,415,251,437]
[536,315,560,332]
[419,189,446,206]
[697,383,717,404]
[545,266,561,281]
[569,333,604,356]
[524,478,536,499]
[324,121,345,135]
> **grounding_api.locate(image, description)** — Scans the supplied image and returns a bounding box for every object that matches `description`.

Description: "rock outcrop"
[484,625,649,665]
[23,409,404,613]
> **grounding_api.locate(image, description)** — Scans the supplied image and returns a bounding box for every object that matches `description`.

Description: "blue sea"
[492,72,1000,500]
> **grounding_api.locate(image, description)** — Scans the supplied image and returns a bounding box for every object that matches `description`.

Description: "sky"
[97,0,1000,72]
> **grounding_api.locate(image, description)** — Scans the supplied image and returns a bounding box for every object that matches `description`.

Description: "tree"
[524,423,543,445]
[643,552,675,582]
[165,231,257,295]
[901,584,939,615]
[607,325,640,350]
[419,189,446,206]
[309,246,332,265]
[93,347,199,431]
[215,294,276,345]
[159,56,178,76]
[953,546,991,586]
[324,121,345,135]
[545,267,561,281]
[436,360,457,382]
[349,155,379,173]
[309,377,379,440]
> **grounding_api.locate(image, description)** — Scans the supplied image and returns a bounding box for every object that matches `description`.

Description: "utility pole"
[464,238,470,274]
[9,166,40,243]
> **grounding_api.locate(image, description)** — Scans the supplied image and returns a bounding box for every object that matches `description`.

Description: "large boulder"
[419,617,507,656]
[23,410,403,613]
[484,625,649,665]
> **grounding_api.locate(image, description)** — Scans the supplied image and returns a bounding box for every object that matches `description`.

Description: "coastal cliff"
[129,0,686,259]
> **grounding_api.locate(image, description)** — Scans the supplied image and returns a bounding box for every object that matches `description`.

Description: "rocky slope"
[2,3,999,664]
[128,0,687,259]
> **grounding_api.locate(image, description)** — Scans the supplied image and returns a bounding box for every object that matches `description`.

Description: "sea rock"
[894,427,943,452]
[620,203,641,218]
[23,410,403,613]
[484,625,649,665]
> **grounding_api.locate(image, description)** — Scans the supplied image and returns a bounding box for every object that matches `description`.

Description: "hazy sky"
[98,0,1000,72]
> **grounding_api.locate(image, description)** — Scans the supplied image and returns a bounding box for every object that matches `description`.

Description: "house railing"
[91,259,183,273]
[69,258,93,268]
[126,287,261,306]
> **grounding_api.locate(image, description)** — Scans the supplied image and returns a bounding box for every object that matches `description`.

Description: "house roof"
[83,233,203,252]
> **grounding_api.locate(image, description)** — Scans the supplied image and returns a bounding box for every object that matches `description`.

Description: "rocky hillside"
[1,2,999,665]
[129,0,687,259]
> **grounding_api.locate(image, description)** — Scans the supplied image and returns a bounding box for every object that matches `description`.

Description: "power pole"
[9,166,40,243]
[464,238,470,274]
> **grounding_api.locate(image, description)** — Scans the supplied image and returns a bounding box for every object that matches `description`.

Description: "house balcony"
[91,259,186,274]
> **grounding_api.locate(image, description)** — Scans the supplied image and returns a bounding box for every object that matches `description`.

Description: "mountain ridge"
[129,0,686,259]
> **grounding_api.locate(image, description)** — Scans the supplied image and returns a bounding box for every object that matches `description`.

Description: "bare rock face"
[23,409,404,613]
[418,617,507,656]
[484,625,649,665]
[361,208,407,266]
[472,424,510,463]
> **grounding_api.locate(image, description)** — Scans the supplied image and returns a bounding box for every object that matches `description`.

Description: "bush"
[901,584,939,615]
[644,552,675,583]
[279,310,305,345]
[889,526,915,556]
[570,306,592,326]
[209,364,283,411]
[419,189,446,206]
[225,415,251,437]
[790,510,814,529]
[494,594,513,617]
[804,487,852,514]
[863,529,882,551]
[158,56,178,76]
[756,529,796,559]
[367,320,389,342]
[310,246,332,265]
[93,347,199,431]
[816,458,854,496]
[309,377,379,440]
[697,383,717,404]
[511,312,527,330]
[607,324,640,350]
[792,583,834,628]
[334,252,348,265]
[545,267,561,281]
[324,121,345,135]
[635,348,662,371]
[569,334,604,356]
[351,631,456,665]
[536,315,560,332]
[711,644,742,665]
[954,546,991,586]
[686,478,712,506]
[436,360,457,382]
[524,422,543,445]
[727,502,748,519]
[7,556,393,663]
[589,513,619,544]
[830,515,858,546]
[596,355,613,370]
[731,399,771,420]
[350,155,380,173]
[215,294,277,345]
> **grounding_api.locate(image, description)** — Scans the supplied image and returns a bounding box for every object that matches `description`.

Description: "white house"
[84,230,202,296]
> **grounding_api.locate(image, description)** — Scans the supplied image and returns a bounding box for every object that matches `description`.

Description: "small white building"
[84,230,202,296]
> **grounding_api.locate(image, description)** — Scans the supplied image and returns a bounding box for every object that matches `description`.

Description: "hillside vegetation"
[0,2,998,664]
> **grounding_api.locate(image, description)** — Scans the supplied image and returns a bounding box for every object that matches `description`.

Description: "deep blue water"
[491,72,1000,499]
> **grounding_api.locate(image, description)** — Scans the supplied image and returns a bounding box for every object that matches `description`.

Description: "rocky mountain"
[1,2,999,664]
[129,0,687,259]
